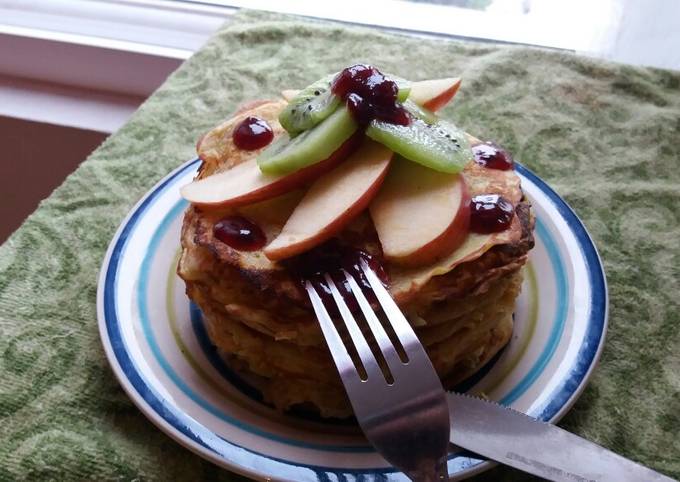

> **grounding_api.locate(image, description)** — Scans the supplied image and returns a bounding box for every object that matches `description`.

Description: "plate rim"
[97,158,608,481]
[516,164,609,425]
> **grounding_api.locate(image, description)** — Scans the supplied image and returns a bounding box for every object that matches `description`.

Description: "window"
[1,0,678,132]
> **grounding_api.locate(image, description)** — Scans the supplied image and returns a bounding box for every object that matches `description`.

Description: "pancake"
[186,270,522,418]
[177,98,535,417]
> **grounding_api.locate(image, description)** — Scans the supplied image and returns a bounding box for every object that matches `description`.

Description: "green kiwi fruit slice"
[366,118,472,173]
[258,106,358,175]
[386,74,411,102]
[279,74,340,136]
[280,71,412,135]
[402,99,437,124]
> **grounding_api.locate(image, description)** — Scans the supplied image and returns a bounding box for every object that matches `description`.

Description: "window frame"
[0,0,621,131]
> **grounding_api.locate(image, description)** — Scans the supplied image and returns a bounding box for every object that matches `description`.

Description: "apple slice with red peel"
[369,157,470,267]
[181,133,361,208]
[264,140,393,261]
[408,77,461,112]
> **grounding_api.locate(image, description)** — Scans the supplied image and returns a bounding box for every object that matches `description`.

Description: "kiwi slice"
[397,85,411,102]
[281,71,412,135]
[386,73,411,102]
[279,74,340,136]
[402,99,436,124]
[258,106,358,175]
[366,118,472,173]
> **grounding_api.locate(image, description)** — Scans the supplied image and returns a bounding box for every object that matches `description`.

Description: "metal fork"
[305,259,450,482]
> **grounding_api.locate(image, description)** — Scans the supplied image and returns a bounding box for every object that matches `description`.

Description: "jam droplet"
[285,239,389,314]
[232,116,274,150]
[213,215,267,251]
[472,142,514,170]
[345,92,372,125]
[470,194,514,233]
[331,64,410,126]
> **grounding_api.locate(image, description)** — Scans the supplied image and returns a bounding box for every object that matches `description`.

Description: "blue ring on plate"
[101,159,607,480]
[514,164,607,420]
[499,217,567,407]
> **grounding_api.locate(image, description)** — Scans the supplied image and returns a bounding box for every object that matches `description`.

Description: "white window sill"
[0,0,232,132]
[1,0,677,133]
[0,74,144,133]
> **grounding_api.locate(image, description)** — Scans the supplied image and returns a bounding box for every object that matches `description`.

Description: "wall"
[0,116,108,243]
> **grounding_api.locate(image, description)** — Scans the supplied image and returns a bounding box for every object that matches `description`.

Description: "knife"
[447,393,676,482]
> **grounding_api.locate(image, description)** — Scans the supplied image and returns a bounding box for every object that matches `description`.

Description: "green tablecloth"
[1,10,678,481]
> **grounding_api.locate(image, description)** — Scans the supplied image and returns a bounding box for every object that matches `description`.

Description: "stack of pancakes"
[178,100,535,418]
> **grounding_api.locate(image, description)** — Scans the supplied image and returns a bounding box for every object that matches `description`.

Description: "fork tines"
[305,259,414,386]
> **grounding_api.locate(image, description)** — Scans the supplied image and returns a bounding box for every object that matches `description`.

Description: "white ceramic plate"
[97,159,608,481]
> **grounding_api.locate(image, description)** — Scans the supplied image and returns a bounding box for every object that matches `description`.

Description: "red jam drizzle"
[470,194,514,233]
[285,239,389,314]
[331,64,410,126]
[472,142,514,170]
[232,116,274,150]
[213,215,267,251]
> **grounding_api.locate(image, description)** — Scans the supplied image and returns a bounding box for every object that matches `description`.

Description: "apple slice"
[181,133,361,208]
[264,141,393,261]
[408,77,461,112]
[369,157,470,267]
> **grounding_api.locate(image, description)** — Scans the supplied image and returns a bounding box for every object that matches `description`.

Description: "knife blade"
[447,393,676,482]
